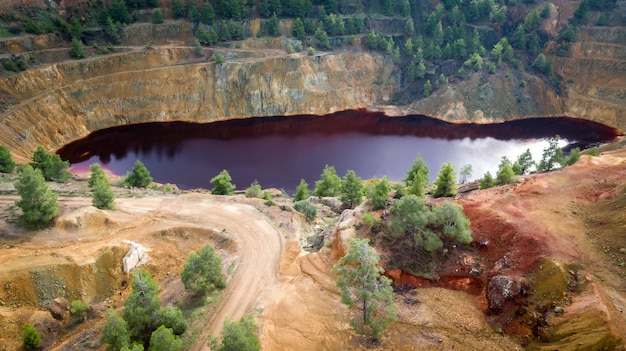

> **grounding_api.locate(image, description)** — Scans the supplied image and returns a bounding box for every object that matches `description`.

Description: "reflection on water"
[59,110,620,194]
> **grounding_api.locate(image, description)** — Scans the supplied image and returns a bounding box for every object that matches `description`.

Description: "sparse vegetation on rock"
[294,200,316,221]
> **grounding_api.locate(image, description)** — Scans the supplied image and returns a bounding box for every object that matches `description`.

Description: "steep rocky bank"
[0,21,624,161]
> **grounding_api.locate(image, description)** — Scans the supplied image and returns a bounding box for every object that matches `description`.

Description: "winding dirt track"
[0,192,283,351]
[114,194,284,351]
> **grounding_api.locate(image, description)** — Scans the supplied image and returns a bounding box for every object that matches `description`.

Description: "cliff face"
[0,24,624,160]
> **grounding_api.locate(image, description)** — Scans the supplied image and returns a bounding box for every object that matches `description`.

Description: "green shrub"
[362,212,382,232]
[22,323,42,350]
[4,60,17,72]
[294,200,316,221]
[210,169,235,195]
[245,180,262,198]
[71,300,90,322]
[0,145,16,173]
[124,160,152,188]
[16,59,26,71]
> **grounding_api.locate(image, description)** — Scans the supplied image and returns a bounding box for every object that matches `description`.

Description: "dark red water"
[58,110,621,194]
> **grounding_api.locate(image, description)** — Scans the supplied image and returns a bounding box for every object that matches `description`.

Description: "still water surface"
[59,111,619,194]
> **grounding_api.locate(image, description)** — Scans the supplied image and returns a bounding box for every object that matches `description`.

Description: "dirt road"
[0,192,284,351]
[114,194,284,351]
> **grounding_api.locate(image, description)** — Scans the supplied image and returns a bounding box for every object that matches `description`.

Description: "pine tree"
[15,165,60,229]
[101,310,130,351]
[148,326,182,351]
[293,179,310,202]
[340,170,363,208]
[218,315,260,351]
[31,146,71,182]
[152,9,164,24]
[369,176,391,209]
[210,169,236,195]
[479,171,495,189]
[313,165,341,197]
[93,180,115,210]
[404,155,429,197]
[496,156,515,185]
[331,238,397,339]
[459,164,472,183]
[172,0,185,18]
[125,160,152,188]
[431,201,472,245]
[0,145,16,173]
[433,162,457,197]
[123,269,162,343]
[181,244,226,296]
[293,18,306,40]
[70,37,87,59]
[388,195,443,251]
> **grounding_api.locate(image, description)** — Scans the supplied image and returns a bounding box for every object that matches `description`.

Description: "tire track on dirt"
[115,194,283,351]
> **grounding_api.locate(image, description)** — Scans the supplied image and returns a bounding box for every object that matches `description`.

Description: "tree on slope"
[89,163,115,210]
[148,325,182,351]
[340,170,363,208]
[31,146,71,182]
[210,169,236,195]
[181,244,226,296]
[0,145,16,173]
[15,165,60,229]
[433,162,457,198]
[369,176,391,209]
[459,164,472,184]
[101,310,130,351]
[125,160,153,188]
[404,155,429,197]
[388,195,443,252]
[331,238,397,339]
[293,179,310,202]
[123,269,162,343]
[537,135,563,172]
[313,164,341,197]
[217,314,261,351]
[431,201,472,245]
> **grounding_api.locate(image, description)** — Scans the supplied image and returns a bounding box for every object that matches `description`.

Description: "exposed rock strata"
[0,24,624,160]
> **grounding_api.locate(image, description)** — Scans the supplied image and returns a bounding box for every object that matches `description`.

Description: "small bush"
[294,200,316,221]
[71,300,90,322]
[16,59,27,71]
[245,180,262,198]
[22,323,42,350]
[362,212,382,232]
[4,60,17,72]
